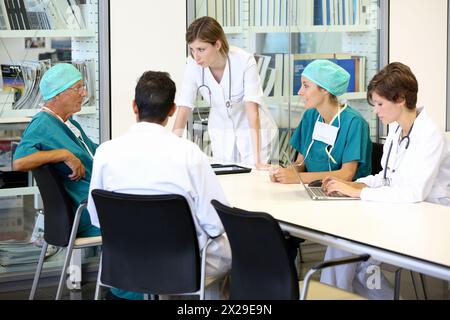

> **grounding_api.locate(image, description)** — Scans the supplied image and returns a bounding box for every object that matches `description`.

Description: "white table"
[218,170,450,281]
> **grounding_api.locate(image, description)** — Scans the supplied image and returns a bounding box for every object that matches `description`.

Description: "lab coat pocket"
[230,91,244,105]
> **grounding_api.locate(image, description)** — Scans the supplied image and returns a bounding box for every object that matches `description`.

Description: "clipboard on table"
[211,164,252,175]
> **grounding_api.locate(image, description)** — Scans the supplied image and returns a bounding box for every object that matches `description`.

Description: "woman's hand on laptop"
[322,177,362,198]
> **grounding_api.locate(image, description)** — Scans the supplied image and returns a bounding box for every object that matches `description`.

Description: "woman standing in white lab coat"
[173,16,278,168]
[320,62,450,299]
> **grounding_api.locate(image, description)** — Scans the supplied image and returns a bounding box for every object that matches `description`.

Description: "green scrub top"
[290,106,372,179]
[14,112,100,237]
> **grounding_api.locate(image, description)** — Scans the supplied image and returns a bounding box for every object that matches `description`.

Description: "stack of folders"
[0,0,87,31]
[0,59,96,111]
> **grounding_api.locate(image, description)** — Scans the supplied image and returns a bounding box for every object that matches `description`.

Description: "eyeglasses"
[68,84,87,94]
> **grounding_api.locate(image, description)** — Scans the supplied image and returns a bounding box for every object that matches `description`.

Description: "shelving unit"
[249,24,373,33]
[0,29,96,38]
[0,0,104,289]
[187,0,384,158]
[0,105,97,118]
[0,1,101,142]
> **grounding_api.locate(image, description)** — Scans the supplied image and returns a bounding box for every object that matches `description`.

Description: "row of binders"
[250,0,375,27]
[0,0,86,31]
[194,0,242,27]
[1,60,96,111]
[192,0,376,28]
[256,52,366,98]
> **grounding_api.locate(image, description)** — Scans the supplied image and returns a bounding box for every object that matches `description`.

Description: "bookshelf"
[0,29,96,38]
[0,0,101,142]
[187,0,385,160]
[0,0,105,287]
[248,24,373,33]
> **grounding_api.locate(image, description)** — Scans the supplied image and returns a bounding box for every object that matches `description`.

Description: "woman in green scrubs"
[271,59,372,184]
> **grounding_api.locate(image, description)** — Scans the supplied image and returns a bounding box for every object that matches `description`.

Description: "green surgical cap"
[302,59,350,96]
[39,63,82,101]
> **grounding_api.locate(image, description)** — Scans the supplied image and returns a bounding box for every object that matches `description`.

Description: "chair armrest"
[300,254,370,300]
[67,200,89,247]
[311,254,370,272]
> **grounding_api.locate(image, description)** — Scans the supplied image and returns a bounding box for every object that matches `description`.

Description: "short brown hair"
[367,62,418,110]
[186,16,229,58]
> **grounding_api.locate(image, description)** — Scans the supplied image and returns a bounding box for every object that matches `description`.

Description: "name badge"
[312,121,339,147]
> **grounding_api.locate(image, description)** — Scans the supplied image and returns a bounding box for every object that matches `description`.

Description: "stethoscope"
[382,123,414,186]
[196,55,232,123]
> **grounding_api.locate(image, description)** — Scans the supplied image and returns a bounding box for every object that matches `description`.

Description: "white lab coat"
[176,46,278,166]
[358,108,450,204]
[87,122,231,280]
[321,108,450,298]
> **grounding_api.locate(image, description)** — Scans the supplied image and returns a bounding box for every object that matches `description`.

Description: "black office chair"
[91,190,211,300]
[29,165,102,300]
[371,142,384,175]
[211,200,369,300]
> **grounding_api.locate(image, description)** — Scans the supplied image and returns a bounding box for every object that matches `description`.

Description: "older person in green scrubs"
[13,63,100,237]
[271,59,372,184]
[13,63,142,300]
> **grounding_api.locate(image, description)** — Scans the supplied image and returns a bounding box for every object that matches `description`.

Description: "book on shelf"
[0,137,20,171]
[262,67,276,97]
[1,64,25,103]
[195,0,207,18]
[234,0,240,26]
[0,0,10,29]
[254,53,271,81]
[291,53,366,95]
[72,59,96,106]
[279,0,287,27]
[265,53,283,97]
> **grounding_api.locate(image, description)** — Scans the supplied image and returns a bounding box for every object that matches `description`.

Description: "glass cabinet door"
[0,0,104,284]
[187,0,384,165]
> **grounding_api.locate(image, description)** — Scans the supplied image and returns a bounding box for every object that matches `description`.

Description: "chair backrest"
[371,142,384,175]
[32,165,75,247]
[211,200,299,300]
[91,189,200,295]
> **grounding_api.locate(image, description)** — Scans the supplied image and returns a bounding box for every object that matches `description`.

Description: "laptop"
[283,153,360,201]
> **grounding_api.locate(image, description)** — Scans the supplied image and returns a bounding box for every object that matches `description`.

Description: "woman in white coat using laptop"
[173,16,278,169]
[321,62,450,299]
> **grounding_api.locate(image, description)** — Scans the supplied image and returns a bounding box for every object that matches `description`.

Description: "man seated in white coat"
[87,71,231,299]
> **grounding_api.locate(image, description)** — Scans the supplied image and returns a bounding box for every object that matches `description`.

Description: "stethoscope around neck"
[382,123,414,186]
[196,55,232,123]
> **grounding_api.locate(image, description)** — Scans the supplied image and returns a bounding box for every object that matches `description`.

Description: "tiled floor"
[0,241,448,300]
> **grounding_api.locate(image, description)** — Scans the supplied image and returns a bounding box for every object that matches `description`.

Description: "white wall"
[110,0,187,138]
[389,0,448,131]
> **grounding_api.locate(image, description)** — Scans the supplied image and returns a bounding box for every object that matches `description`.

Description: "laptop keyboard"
[309,187,348,198]
[309,187,327,197]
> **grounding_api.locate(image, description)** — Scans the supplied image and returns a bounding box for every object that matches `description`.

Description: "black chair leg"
[29,241,48,300]
[394,268,402,300]
[420,274,428,300]
[410,271,420,299]
[298,242,304,263]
